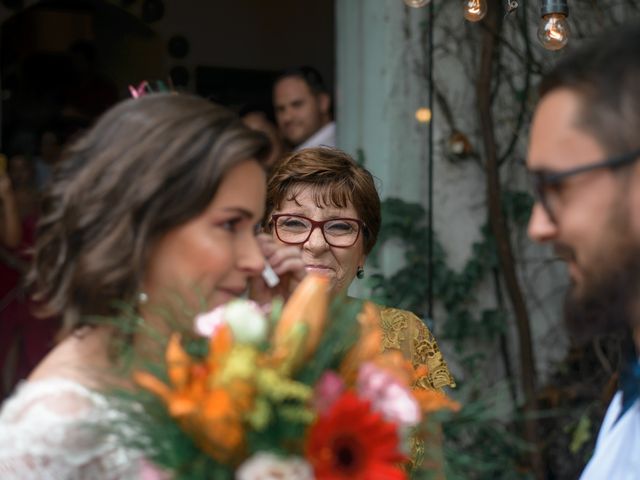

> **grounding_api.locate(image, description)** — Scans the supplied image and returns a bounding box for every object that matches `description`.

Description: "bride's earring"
[356,266,365,279]
[137,291,149,305]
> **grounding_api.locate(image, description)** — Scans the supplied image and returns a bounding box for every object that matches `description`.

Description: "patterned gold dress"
[377,305,455,474]
[378,306,455,391]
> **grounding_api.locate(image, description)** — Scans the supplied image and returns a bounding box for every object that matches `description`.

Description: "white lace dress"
[0,378,143,479]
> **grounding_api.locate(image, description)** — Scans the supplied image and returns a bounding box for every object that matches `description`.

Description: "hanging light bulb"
[463,0,487,22]
[404,0,431,7]
[538,0,570,50]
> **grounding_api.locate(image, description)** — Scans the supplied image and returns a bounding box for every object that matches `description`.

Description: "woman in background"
[264,147,455,392]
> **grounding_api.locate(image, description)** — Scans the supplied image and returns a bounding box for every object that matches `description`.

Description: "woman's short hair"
[31,93,270,335]
[265,147,381,255]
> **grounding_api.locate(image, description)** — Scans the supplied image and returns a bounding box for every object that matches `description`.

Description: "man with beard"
[527,23,640,478]
[273,66,335,151]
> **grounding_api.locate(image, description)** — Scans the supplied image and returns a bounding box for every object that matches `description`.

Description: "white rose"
[224,300,268,345]
[236,452,314,480]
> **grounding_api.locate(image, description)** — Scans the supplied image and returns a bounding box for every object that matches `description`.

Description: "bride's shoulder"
[0,377,106,423]
[0,378,137,479]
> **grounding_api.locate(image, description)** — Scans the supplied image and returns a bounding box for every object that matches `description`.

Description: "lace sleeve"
[378,307,453,475]
[379,306,456,391]
[0,378,141,480]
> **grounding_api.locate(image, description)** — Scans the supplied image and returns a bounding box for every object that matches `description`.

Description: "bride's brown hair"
[30,93,269,336]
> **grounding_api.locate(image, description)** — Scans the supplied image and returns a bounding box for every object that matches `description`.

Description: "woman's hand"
[249,233,307,305]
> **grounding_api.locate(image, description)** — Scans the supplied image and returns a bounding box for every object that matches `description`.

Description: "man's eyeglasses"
[271,214,365,248]
[529,148,640,223]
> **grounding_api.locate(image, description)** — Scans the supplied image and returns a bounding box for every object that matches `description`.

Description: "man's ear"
[318,92,331,116]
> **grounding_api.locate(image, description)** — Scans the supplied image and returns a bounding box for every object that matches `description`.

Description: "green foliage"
[569,413,592,454]
[368,193,532,352]
[442,399,534,480]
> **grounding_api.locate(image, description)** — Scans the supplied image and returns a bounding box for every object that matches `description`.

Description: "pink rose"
[313,371,345,414]
[357,362,421,427]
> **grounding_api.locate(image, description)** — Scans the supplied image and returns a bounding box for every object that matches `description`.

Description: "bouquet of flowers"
[116,274,459,479]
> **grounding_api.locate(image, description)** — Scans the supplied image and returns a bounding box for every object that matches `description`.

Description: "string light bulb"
[404,0,431,7]
[415,107,432,123]
[538,0,570,50]
[463,0,487,22]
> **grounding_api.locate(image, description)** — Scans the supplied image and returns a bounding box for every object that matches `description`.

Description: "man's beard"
[563,215,640,345]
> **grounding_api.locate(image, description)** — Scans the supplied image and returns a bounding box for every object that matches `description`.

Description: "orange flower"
[271,273,330,372]
[339,302,383,383]
[371,351,419,387]
[306,391,408,480]
[412,389,461,414]
[134,327,254,463]
[194,387,247,462]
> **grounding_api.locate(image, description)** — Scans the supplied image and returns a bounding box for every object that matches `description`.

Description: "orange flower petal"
[207,324,234,371]
[168,392,198,417]
[166,333,191,389]
[272,273,330,369]
[372,351,415,387]
[133,371,172,403]
[199,389,245,461]
[413,389,461,414]
[340,302,384,382]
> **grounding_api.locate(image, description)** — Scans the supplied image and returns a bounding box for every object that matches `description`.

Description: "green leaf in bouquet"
[256,369,313,403]
[246,397,272,431]
[279,405,316,424]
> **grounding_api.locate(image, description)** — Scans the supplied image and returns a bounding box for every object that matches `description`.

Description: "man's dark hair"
[274,66,329,96]
[238,101,276,124]
[539,22,640,155]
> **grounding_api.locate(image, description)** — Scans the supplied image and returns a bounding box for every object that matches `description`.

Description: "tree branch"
[477,1,543,477]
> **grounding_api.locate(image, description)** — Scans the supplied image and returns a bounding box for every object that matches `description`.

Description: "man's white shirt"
[294,122,336,151]
[580,391,640,479]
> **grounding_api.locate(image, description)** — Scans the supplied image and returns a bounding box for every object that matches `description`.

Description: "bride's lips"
[217,286,246,300]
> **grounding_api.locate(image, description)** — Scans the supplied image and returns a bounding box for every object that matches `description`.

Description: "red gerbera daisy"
[306,391,408,480]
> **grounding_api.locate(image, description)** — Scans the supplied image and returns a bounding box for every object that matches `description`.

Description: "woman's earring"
[138,291,149,305]
[356,266,365,279]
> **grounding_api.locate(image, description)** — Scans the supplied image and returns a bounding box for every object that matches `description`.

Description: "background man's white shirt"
[294,122,336,151]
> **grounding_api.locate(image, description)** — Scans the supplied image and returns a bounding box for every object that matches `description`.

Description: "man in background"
[239,103,286,170]
[527,23,640,478]
[272,66,335,151]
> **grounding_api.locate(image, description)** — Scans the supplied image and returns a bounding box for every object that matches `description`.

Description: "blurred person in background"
[240,103,286,170]
[0,151,59,400]
[272,66,335,151]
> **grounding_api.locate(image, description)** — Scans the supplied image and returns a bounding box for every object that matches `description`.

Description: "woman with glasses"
[264,147,455,393]
[263,147,454,469]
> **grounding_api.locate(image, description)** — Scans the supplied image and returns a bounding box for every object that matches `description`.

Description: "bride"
[0,93,305,479]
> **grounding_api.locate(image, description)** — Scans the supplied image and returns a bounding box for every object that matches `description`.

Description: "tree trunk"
[476,1,543,477]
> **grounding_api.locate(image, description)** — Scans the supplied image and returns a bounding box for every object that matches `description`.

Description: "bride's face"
[144,160,266,313]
